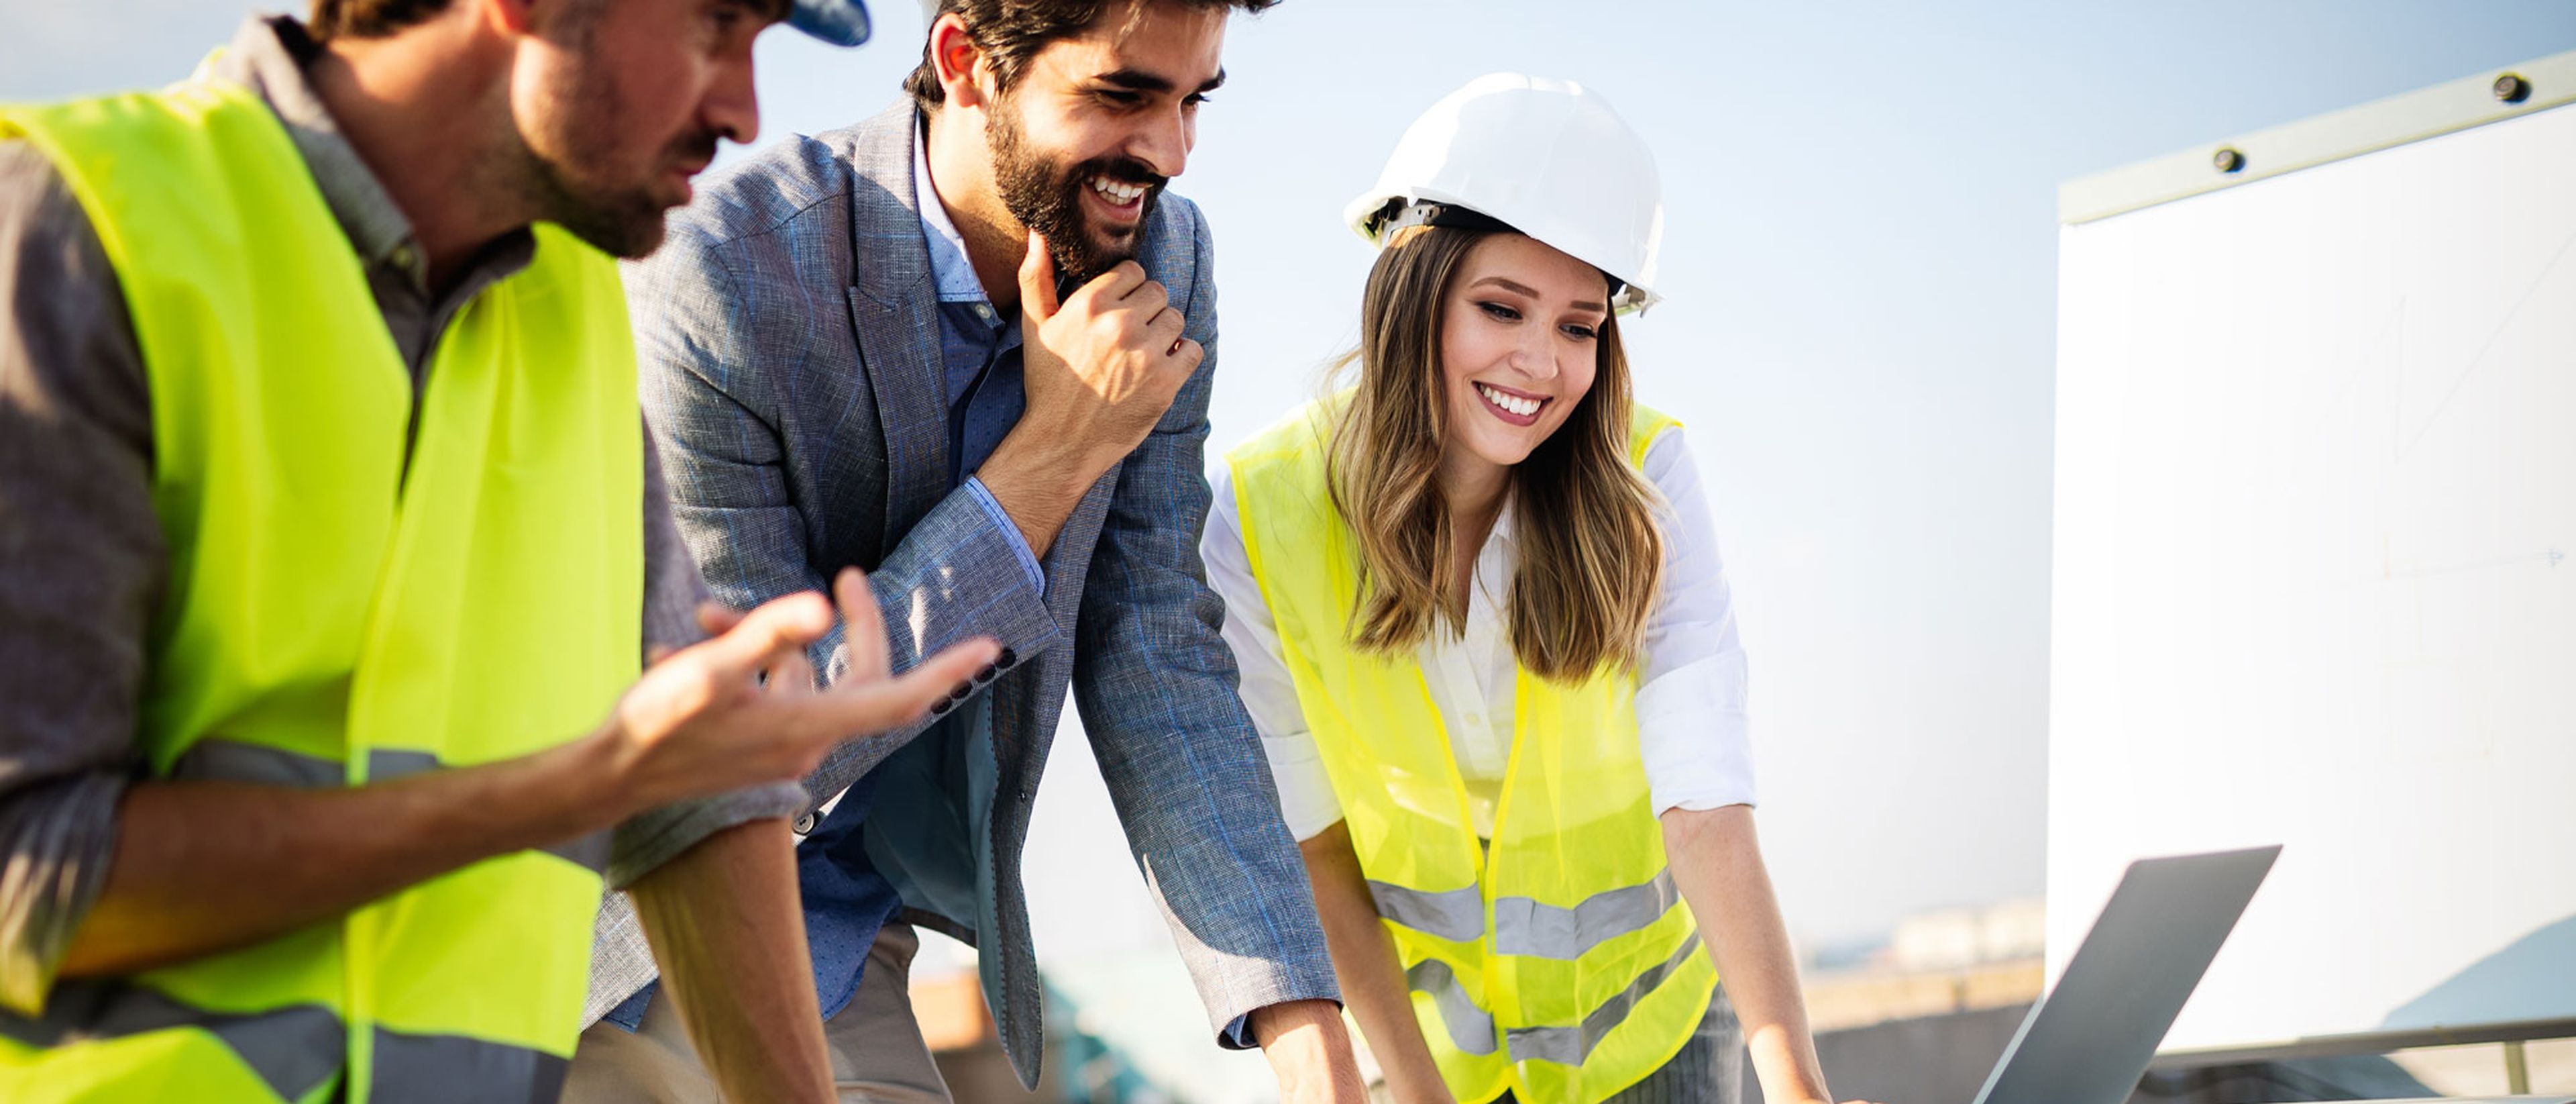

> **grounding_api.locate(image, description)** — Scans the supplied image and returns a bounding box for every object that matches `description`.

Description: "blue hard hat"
[788,0,872,46]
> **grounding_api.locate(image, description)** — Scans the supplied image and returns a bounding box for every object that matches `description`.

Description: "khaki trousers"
[561,923,953,1104]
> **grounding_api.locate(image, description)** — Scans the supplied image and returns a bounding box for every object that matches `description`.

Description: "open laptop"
[1970,845,2282,1104]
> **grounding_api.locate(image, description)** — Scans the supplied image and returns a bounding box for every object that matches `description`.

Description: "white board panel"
[2049,98,2576,1054]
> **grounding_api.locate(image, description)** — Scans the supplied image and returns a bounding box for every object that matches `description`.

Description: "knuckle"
[672,666,721,715]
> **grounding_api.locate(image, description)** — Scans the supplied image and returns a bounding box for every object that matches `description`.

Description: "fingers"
[696,601,745,638]
[767,640,817,697]
[1144,304,1185,348]
[1169,336,1205,374]
[1018,231,1059,323]
[1110,269,1165,312]
[833,566,890,683]
[694,591,834,679]
[806,636,1002,740]
[1073,260,1150,310]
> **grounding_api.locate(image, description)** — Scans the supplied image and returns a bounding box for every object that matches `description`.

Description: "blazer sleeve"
[625,221,1063,828]
[1068,200,1340,1043]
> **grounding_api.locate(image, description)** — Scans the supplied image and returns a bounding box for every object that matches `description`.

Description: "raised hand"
[976,231,1203,556]
[1018,229,1201,462]
[602,566,999,814]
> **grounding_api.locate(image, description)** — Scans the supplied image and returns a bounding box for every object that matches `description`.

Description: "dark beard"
[989,97,1166,286]
[522,122,718,260]
[534,164,670,259]
[521,34,718,260]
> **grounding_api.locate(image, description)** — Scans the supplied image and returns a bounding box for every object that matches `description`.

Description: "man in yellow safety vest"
[0,1,999,1100]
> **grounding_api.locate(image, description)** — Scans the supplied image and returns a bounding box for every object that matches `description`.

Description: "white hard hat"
[1347,73,1666,315]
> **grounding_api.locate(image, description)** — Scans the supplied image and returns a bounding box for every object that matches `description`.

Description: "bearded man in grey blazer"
[569,1,1362,1101]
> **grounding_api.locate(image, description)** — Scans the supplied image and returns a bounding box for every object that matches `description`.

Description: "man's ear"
[928,12,995,111]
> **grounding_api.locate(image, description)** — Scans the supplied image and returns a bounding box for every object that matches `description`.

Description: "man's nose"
[704,52,761,147]
[1126,105,1193,181]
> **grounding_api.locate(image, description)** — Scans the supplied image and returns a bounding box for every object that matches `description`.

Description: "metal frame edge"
[2059,50,2576,226]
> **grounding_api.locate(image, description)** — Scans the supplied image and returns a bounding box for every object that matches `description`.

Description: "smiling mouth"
[1088,175,1150,212]
[1476,382,1548,422]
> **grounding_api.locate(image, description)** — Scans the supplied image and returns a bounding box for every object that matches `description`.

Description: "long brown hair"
[1326,225,1666,683]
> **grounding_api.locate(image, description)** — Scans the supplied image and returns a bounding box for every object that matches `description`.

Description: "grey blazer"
[589,103,1335,1085]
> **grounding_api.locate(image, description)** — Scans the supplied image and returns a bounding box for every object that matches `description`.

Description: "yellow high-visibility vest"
[0,71,640,1103]
[1226,396,1717,1104]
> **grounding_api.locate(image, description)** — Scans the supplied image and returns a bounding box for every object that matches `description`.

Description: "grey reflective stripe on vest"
[366,748,445,781]
[1404,957,1501,1056]
[0,978,342,1100]
[1375,870,1682,960]
[166,743,607,874]
[1369,881,1485,943]
[545,829,612,874]
[1491,870,1682,960]
[1404,931,1708,1069]
[1503,931,1706,1067]
[369,1026,569,1104]
[172,739,344,787]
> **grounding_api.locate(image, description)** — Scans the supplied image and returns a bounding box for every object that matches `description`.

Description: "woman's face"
[1438,233,1611,476]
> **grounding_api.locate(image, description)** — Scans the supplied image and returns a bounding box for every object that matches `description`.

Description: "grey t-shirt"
[0,15,799,1015]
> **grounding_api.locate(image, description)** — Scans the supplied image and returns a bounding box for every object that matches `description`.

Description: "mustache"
[1074,155,1167,193]
[668,129,722,174]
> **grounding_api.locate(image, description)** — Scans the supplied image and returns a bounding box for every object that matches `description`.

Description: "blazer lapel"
[843,103,951,547]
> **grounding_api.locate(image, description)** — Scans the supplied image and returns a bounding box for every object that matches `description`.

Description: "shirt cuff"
[1259,732,1346,842]
[605,780,808,890]
[964,476,1044,591]
[1221,1013,1258,1050]
[0,772,124,1016]
[1635,654,1758,816]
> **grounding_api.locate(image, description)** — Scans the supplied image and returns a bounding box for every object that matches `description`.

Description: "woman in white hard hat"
[1202,74,1866,1104]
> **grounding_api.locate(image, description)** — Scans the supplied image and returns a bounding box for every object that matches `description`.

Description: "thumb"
[1018,230,1060,322]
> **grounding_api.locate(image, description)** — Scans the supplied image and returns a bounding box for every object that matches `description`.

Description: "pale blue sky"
[8,3,2573,954]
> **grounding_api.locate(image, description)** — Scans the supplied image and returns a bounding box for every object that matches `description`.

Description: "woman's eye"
[1478,301,1521,321]
[1562,323,1599,340]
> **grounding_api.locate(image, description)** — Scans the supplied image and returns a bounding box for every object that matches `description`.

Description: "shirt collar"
[207,15,533,292]
[911,119,991,305]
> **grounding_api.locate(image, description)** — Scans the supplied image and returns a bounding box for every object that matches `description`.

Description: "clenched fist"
[1018,230,1200,468]
[976,230,1203,555]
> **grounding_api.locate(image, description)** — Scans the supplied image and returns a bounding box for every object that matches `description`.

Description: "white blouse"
[1202,426,1757,842]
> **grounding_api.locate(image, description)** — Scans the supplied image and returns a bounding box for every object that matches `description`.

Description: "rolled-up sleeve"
[1635,429,1758,815]
[0,143,162,1015]
[603,426,806,889]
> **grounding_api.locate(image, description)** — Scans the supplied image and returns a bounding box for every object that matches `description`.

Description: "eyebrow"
[1095,67,1228,95]
[1470,275,1607,315]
